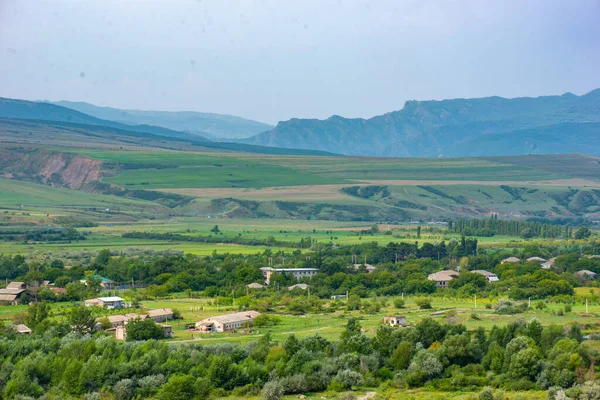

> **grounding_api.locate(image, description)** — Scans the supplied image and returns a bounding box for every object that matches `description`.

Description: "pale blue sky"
[1,0,599,124]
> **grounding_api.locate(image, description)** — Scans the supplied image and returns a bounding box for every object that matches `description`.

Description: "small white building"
[288,283,309,291]
[85,296,125,309]
[527,257,547,263]
[247,283,265,289]
[576,270,597,279]
[471,270,500,282]
[147,308,174,323]
[501,257,520,264]
[351,263,376,273]
[384,316,407,327]
[196,311,260,332]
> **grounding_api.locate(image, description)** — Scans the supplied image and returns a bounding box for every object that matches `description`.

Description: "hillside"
[243,89,600,157]
[52,100,274,139]
[0,97,210,142]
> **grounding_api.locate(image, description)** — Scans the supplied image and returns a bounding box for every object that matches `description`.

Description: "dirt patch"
[61,155,101,189]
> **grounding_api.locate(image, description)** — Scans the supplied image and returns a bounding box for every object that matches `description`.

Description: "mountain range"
[243,89,600,157]
[2,89,599,158]
[50,101,273,140]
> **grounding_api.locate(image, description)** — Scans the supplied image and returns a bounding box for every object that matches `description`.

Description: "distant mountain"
[51,101,274,140]
[0,98,211,142]
[243,89,600,157]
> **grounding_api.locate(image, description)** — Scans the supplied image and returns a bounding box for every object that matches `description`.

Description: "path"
[357,391,376,400]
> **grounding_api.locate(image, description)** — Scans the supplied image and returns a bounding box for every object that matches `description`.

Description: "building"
[247,283,265,289]
[427,270,459,289]
[0,282,28,305]
[527,257,547,263]
[80,275,118,289]
[85,296,125,309]
[471,270,500,282]
[97,313,145,329]
[351,263,376,273]
[288,283,309,291]
[14,324,32,334]
[576,270,597,279]
[384,316,407,327]
[501,257,520,264]
[195,311,260,332]
[260,267,318,284]
[147,308,174,323]
[541,258,557,269]
[331,294,348,300]
[115,322,173,341]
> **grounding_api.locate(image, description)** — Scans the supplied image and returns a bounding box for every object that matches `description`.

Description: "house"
[0,282,28,305]
[14,324,32,334]
[97,313,145,329]
[247,283,265,289]
[260,267,318,284]
[6,282,25,290]
[576,270,597,279]
[427,270,459,289]
[288,283,309,291]
[471,270,500,282]
[195,311,260,332]
[50,287,67,295]
[114,322,173,341]
[383,316,407,327]
[352,263,376,273]
[501,257,520,264]
[527,257,547,263]
[80,275,118,289]
[147,308,174,323]
[541,258,556,269]
[85,296,125,309]
[331,294,348,300]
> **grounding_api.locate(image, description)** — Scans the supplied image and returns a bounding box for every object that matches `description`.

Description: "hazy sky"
[1,0,599,124]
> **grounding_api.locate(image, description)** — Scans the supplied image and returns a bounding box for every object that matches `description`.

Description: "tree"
[210,225,220,234]
[575,226,592,240]
[84,271,102,297]
[94,249,111,267]
[156,375,198,400]
[390,342,413,370]
[417,225,421,239]
[67,305,96,335]
[126,318,164,341]
[23,301,51,329]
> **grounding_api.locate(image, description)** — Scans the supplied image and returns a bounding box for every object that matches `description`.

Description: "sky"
[1,0,599,125]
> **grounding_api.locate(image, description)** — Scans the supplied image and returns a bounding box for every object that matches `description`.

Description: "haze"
[1,0,599,124]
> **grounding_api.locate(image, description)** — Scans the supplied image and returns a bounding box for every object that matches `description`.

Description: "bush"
[113,379,135,400]
[478,387,494,400]
[564,304,572,313]
[335,369,363,390]
[415,298,432,309]
[536,301,548,310]
[261,380,284,400]
[394,298,405,309]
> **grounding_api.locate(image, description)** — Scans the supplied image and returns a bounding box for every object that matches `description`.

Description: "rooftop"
[147,308,173,317]
[471,270,497,277]
[260,267,318,272]
[428,270,459,281]
[98,296,125,302]
[200,310,260,324]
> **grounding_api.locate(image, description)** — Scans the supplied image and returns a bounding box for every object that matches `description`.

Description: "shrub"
[113,379,135,400]
[394,298,405,309]
[261,380,284,400]
[335,369,363,390]
[564,304,572,313]
[471,313,480,320]
[536,301,548,310]
[478,387,494,400]
[415,298,432,309]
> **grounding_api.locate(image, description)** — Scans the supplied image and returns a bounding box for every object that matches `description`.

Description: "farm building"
[384,316,407,327]
[471,270,500,282]
[14,324,32,334]
[351,263,376,273]
[288,283,309,290]
[501,257,520,264]
[576,270,597,279]
[85,296,125,309]
[247,283,265,289]
[0,282,28,305]
[147,308,174,322]
[96,313,146,329]
[195,311,260,332]
[427,270,459,289]
[260,267,318,284]
[115,323,173,341]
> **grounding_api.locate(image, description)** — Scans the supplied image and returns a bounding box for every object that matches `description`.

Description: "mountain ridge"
[243,89,600,157]
[49,100,274,140]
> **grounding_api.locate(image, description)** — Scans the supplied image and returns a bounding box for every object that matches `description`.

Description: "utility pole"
[474,295,477,309]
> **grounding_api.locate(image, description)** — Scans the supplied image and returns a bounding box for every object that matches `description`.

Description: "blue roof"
[81,274,113,283]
